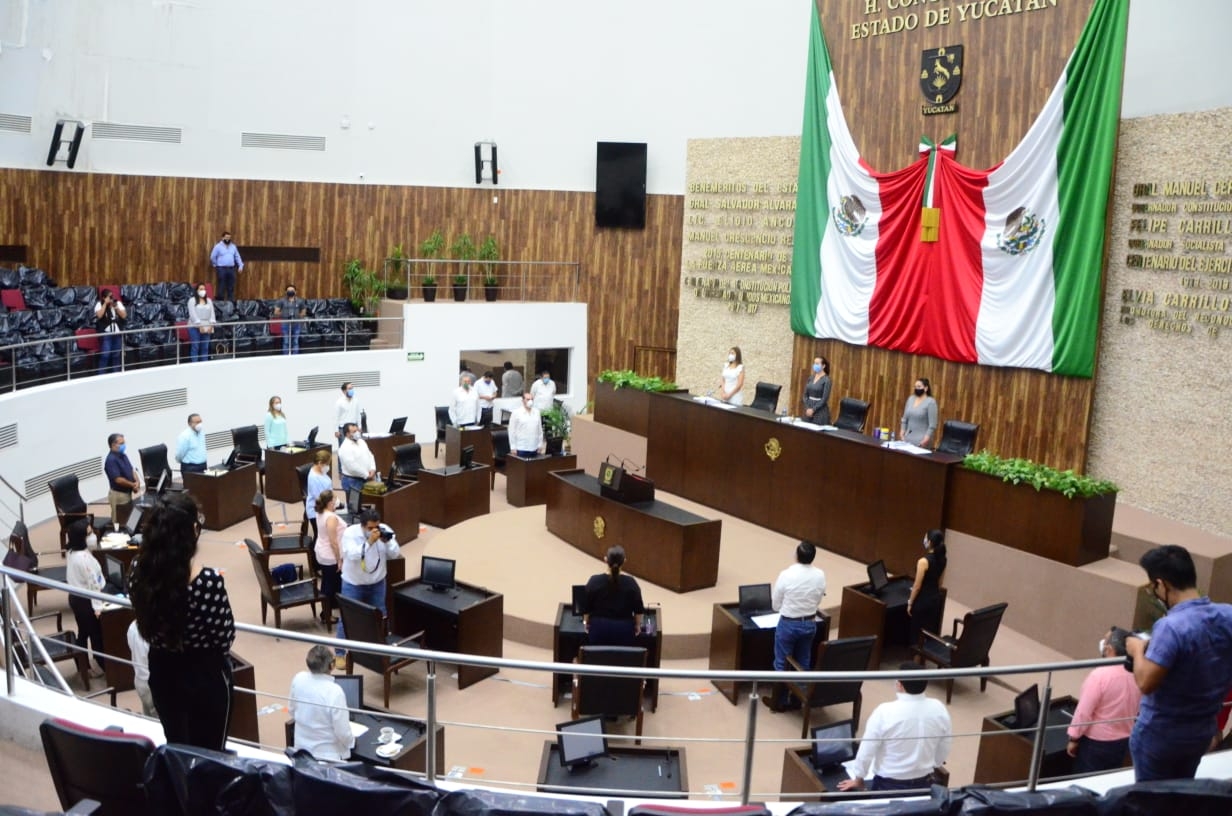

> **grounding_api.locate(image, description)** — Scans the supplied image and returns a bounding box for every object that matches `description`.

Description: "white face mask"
[1098,638,1107,656]
[85,533,98,549]
[273,402,282,411]
[727,354,736,363]
[196,289,206,297]
[349,432,361,441]
[193,423,203,433]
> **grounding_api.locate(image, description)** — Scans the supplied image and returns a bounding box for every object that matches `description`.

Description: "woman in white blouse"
[717,346,745,406]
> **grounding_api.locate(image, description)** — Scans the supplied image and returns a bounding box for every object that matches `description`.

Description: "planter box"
[593,380,686,438]
[945,467,1116,566]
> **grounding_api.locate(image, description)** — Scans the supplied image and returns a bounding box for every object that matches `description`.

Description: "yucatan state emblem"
[997,207,1046,256]
[920,45,963,105]
[593,515,606,540]
[832,195,867,237]
[764,437,782,461]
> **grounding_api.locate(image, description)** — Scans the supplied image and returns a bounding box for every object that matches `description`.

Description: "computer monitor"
[125,504,145,537]
[389,417,407,435]
[460,444,475,470]
[103,553,125,593]
[737,583,773,616]
[334,674,363,713]
[557,716,607,769]
[811,719,856,768]
[867,560,889,593]
[306,426,319,447]
[571,584,588,617]
[1013,684,1041,730]
[421,555,457,591]
[152,468,169,496]
[346,487,363,518]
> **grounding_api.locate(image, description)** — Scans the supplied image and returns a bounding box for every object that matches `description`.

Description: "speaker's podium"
[598,461,655,504]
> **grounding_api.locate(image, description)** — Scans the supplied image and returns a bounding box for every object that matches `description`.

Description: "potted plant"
[342,258,386,316]
[419,230,445,302]
[387,243,409,300]
[541,404,571,455]
[449,233,476,301]
[478,235,499,301]
[595,369,682,436]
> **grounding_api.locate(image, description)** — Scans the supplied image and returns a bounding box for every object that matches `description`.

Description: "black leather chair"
[490,428,510,489]
[784,635,877,737]
[48,474,110,550]
[231,425,265,491]
[390,442,424,486]
[913,602,1009,703]
[571,645,648,743]
[936,420,979,456]
[138,443,183,497]
[834,397,871,432]
[13,611,92,690]
[251,493,313,555]
[40,717,157,816]
[9,520,68,614]
[749,381,782,413]
[336,594,424,708]
[295,462,313,502]
[244,538,320,629]
[479,406,493,427]
[433,406,451,458]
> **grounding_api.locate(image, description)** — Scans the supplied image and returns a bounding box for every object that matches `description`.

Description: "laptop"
[737,583,774,617]
[810,719,857,790]
[571,584,587,617]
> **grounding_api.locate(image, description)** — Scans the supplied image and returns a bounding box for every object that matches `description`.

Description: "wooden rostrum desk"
[184,463,258,531]
[391,577,503,689]
[551,602,663,711]
[708,602,830,705]
[505,452,578,507]
[264,443,330,504]
[417,464,491,528]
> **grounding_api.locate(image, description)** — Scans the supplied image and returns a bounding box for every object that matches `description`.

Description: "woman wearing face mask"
[802,356,832,425]
[65,519,107,679]
[717,346,745,406]
[899,377,938,447]
[907,529,947,645]
[313,489,343,628]
[273,285,303,355]
[265,396,288,449]
[305,448,333,541]
[186,282,216,363]
[508,391,544,457]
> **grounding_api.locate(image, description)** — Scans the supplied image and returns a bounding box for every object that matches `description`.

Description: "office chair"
[9,519,70,614]
[10,611,93,691]
[48,474,110,551]
[231,425,265,491]
[749,381,782,413]
[784,635,877,738]
[138,443,183,498]
[433,406,451,458]
[936,420,980,456]
[390,442,424,486]
[913,601,1009,703]
[571,645,648,743]
[244,539,321,629]
[39,717,156,816]
[251,493,313,556]
[479,406,493,427]
[833,397,871,432]
[335,594,424,708]
[490,428,510,489]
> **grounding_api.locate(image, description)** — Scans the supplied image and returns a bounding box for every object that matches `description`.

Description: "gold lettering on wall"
[849,0,1057,40]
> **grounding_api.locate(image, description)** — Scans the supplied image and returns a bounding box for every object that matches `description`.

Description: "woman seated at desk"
[583,545,645,647]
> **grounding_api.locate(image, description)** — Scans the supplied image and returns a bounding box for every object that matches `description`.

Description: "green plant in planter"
[386,244,409,298]
[597,369,678,392]
[541,404,571,439]
[342,258,386,314]
[962,449,1118,499]
[450,232,476,282]
[478,235,499,286]
[419,229,445,287]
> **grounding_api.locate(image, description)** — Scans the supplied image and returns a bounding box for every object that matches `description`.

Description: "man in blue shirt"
[209,230,244,301]
[174,413,208,476]
[1125,544,1232,781]
[104,433,141,527]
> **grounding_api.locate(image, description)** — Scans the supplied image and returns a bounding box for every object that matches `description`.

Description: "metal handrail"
[1,564,1123,800]
[381,258,582,302]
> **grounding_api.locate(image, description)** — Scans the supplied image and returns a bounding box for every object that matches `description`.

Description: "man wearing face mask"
[530,369,557,411]
[337,422,376,498]
[334,510,400,669]
[209,230,244,301]
[175,413,208,476]
[1125,544,1232,781]
[508,391,544,457]
[475,371,499,422]
[272,284,304,355]
[104,433,142,527]
[334,382,361,448]
[450,373,480,427]
[1066,626,1142,773]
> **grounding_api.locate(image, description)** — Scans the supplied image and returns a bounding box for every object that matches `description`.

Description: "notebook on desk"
[738,583,774,618]
[810,719,857,790]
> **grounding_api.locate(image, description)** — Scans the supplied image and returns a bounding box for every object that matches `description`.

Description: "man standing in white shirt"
[334,382,362,448]
[530,370,557,411]
[475,370,499,420]
[838,663,951,792]
[508,392,544,457]
[335,511,400,666]
[763,540,827,712]
[337,422,375,497]
[289,645,355,761]
[450,374,480,427]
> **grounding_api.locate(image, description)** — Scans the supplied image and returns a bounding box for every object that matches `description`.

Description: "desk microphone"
[664,748,672,778]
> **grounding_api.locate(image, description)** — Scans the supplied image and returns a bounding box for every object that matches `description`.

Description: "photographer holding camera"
[93,287,127,374]
[333,509,400,669]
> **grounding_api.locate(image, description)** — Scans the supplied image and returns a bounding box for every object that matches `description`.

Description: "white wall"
[2,1,1223,192]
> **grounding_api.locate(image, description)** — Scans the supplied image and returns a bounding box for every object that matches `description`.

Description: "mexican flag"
[790,0,1127,378]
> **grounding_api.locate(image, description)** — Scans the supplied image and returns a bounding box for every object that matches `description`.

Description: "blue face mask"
[346,389,355,398]
[118,443,127,454]
[812,364,822,373]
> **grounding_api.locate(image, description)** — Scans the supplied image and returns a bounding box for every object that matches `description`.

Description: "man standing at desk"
[530,369,557,411]
[334,382,362,448]
[104,432,141,526]
[1066,626,1141,773]
[838,663,951,792]
[335,510,400,668]
[175,413,207,476]
[337,423,376,498]
[501,361,523,398]
[450,374,480,427]
[508,392,543,457]
[762,540,826,713]
[290,644,354,761]
[475,371,499,417]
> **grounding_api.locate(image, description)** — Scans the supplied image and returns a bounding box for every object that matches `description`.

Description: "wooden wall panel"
[0,169,684,398]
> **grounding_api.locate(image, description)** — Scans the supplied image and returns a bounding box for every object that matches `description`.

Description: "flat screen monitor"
[557,715,607,768]
[346,487,362,518]
[1013,684,1041,730]
[460,444,475,470]
[571,584,588,617]
[811,719,856,768]
[125,504,145,536]
[103,553,125,593]
[737,583,773,616]
[334,674,363,713]
[388,417,407,435]
[306,426,319,447]
[421,555,457,591]
[867,560,889,593]
[152,469,169,496]
[595,142,647,229]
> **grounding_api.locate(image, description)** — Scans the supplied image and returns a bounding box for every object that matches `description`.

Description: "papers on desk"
[692,396,736,409]
[884,440,933,455]
[349,721,369,738]
[777,417,828,432]
[750,612,780,629]
[204,468,228,476]
[100,533,131,549]
[283,446,306,453]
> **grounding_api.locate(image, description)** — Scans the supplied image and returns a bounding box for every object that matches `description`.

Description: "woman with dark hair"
[717,346,745,406]
[899,376,938,447]
[129,492,235,750]
[802,355,832,425]
[92,287,127,375]
[65,519,106,678]
[907,529,948,645]
[314,488,343,628]
[186,282,216,363]
[582,545,645,647]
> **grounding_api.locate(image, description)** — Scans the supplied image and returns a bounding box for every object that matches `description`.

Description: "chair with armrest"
[251,493,313,556]
[489,428,510,489]
[336,594,424,708]
[936,420,979,456]
[389,442,424,487]
[833,397,871,432]
[231,424,265,491]
[749,381,782,413]
[784,635,877,738]
[39,717,156,816]
[244,538,320,629]
[138,443,183,498]
[571,645,648,744]
[433,406,451,458]
[11,611,92,691]
[912,601,1009,703]
[9,520,70,614]
[295,462,313,503]
[48,474,110,551]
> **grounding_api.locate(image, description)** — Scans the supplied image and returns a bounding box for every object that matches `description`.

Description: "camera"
[378,523,394,542]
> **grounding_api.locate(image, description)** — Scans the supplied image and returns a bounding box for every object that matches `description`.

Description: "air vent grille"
[0,113,33,133]
[92,122,182,143]
[241,132,326,151]
[106,388,189,421]
[297,372,381,393]
[0,423,16,450]
[26,458,102,500]
[204,430,232,450]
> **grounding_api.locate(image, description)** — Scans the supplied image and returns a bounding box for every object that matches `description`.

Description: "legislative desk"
[417,464,491,528]
[708,604,830,705]
[645,394,961,577]
[391,578,502,689]
[264,444,330,504]
[551,602,663,711]
[184,464,258,530]
[354,481,420,544]
[445,425,494,467]
[537,743,688,798]
[545,469,721,593]
[284,707,445,774]
[364,432,417,477]
[837,578,944,669]
[506,452,578,507]
[973,695,1077,784]
[780,747,863,801]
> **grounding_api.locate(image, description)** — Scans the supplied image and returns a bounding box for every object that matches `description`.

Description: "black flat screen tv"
[595,141,647,228]
[557,716,607,769]
[421,555,457,591]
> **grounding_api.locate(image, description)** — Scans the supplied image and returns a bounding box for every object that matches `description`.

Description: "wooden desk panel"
[417,465,491,528]
[445,425,493,467]
[184,464,258,530]
[285,708,445,774]
[505,453,577,507]
[546,469,721,593]
[100,604,136,692]
[356,482,420,544]
[265,444,330,504]
[391,578,502,689]
[365,432,417,477]
[973,696,1079,785]
[552,602,662,711]
[537,743,687,798]
[709,603,830,705]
